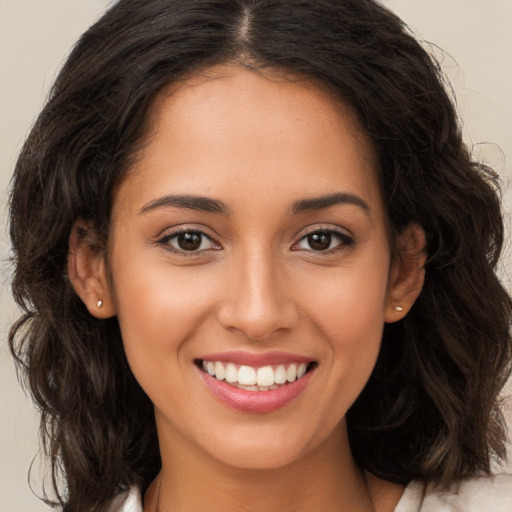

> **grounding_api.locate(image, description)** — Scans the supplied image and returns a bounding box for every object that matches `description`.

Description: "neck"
[146,420,385,512]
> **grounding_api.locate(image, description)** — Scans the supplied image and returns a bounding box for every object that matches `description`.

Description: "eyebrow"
[139,194,229,215]
[291,193,370,214]
[139,192,369,216]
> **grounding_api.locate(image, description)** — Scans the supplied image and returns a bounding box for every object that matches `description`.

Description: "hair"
[9,0,512,510]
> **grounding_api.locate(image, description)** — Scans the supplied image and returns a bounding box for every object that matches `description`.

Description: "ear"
[68,220,116,318]
[385,223,426,323]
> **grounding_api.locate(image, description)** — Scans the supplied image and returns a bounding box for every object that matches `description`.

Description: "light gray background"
[1,1,511,511]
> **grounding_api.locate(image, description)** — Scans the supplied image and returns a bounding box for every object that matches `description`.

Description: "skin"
[69,65,426,511]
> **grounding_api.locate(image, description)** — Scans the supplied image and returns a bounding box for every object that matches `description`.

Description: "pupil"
[308,232,331,251]
[178,232,201,251]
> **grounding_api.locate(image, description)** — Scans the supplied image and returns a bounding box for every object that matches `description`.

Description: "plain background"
[1,1,511,511]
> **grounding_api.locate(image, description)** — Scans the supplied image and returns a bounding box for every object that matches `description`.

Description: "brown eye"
[158,230,219,253]
[307,232,332,251]
[293,229,354,253]
[176,232,202,251]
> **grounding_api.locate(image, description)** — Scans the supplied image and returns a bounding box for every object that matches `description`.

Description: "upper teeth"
[202,361,308,387]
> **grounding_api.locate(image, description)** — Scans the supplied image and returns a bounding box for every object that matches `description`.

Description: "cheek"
[322,294,384,384]
[299,248,389,336]
[317,294,385,434]
[110,254,218,388]
[298,253,389,386]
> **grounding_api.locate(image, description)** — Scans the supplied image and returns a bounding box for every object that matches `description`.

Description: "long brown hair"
[9,0,511,510]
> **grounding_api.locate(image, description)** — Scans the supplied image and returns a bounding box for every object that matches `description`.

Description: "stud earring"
[97,300,103,308]
[393,305,403,312]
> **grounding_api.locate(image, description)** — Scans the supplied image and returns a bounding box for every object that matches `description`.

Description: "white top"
[107,473,512,511]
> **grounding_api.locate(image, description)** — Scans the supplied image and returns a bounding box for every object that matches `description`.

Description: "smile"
[198,360,313,391]
[195,355,317,413]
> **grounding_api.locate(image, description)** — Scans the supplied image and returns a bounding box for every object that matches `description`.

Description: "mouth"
[194,359,317,392]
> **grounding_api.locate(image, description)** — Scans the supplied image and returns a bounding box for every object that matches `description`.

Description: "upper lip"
[197,350,315,367]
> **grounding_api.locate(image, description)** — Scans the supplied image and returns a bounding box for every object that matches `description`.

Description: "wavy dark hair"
[9,0,512,510]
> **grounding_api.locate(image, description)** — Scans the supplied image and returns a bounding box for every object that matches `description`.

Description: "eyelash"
[155,227,354,256]
[291,228,355,254]
[156,228,221,256]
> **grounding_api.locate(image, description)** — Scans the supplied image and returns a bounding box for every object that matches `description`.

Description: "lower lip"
[198,367,315,413]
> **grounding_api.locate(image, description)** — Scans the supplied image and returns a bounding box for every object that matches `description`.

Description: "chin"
[195,422,333,472]
[211,444,308,471]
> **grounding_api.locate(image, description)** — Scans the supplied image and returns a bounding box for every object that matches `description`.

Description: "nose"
[216,251,299,341]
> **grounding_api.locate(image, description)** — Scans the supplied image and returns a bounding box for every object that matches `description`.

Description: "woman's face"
[104,66,407,470]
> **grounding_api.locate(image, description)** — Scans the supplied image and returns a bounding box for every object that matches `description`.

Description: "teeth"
[214,362,225,381]
[201,360,311,390]
[274,365,287,384]
[238,365,256,385]
[286,364,297,382]
[225,363,238,383]
[256,366,274,387]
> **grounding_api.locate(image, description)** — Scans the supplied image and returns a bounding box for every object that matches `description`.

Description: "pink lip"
[198,350,313,367]
[196,364,316,413]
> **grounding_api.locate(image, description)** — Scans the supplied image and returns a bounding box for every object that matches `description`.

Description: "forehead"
[146,65,374,162]
[114,65,383,218]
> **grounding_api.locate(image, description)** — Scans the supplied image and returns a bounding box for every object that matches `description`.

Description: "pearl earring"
[393,305,403,312]
[97,300,103,308]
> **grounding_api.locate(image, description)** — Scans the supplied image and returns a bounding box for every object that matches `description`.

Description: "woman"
[8,0,512,511]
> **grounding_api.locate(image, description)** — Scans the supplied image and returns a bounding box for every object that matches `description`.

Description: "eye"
[293,229,353,252]
[158,230,220,253]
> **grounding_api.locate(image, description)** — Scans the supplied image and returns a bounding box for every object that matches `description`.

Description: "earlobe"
[68,221,116,318]
[385,223,426,323]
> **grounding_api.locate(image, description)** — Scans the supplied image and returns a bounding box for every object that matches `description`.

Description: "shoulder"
[106,487,143,512]
[395,473,512,512]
